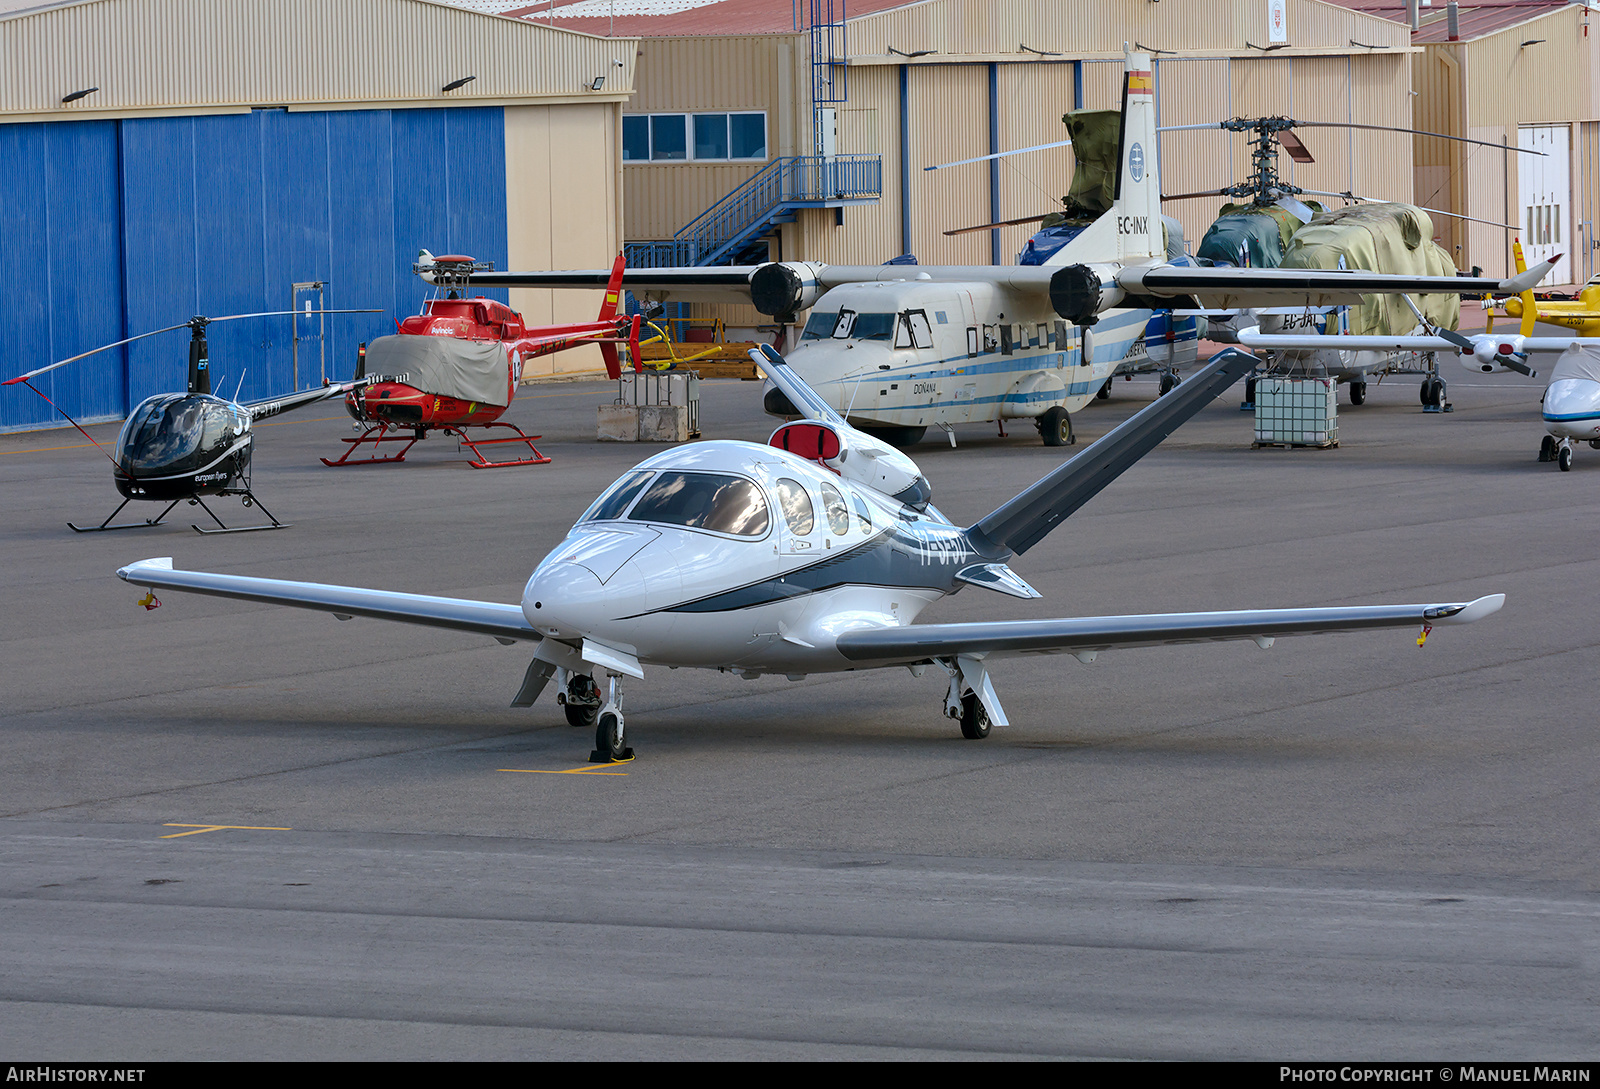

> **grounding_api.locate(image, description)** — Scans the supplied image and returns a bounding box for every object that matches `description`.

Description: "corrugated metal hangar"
[523,0,1421,328]
[0,0,636,431]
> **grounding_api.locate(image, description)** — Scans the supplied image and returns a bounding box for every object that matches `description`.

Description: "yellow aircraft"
[1494,239,1578,335]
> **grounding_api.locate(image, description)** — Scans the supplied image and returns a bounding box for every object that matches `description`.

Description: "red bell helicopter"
[323,252,642,468]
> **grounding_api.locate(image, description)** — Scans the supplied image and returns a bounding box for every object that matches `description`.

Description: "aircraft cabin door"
[1519,125,1571,286]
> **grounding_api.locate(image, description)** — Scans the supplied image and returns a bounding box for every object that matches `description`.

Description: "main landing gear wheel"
[1097,378,1112,400]
[1349,381,1367,406]
[959,692,991,740]
[1559,443,1573,472]
[1540,435,1557,463]
[1421,376,1446,410]
[1038,405,1074,447]
[592,708,634,763]
[1158,372,1181,396]
[563,675,599,729]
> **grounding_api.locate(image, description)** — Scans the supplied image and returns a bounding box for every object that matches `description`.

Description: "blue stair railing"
[627,154,881,269]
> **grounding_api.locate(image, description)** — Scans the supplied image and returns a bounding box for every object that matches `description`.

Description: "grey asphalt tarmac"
[1,366,1595,1059]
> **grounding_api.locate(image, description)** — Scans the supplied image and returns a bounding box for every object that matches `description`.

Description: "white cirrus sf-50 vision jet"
[120,344,1504,764]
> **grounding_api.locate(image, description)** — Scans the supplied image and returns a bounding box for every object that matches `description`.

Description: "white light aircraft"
[447,52,1551,449]
[119,344,1504,763]
[1239,303,1600,471]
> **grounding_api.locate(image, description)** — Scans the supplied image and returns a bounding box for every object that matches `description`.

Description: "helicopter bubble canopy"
[117,393,251,480]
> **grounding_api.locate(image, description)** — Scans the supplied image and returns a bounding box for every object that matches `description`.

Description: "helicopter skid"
[320,424,422,466]
[447,423,551,469]
[189,492,290,535]
[68,498,182,533]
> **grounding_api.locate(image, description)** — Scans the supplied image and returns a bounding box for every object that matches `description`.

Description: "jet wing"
[1237,327,1573,354]
[834,595,1504,666]
[117,559,539,644]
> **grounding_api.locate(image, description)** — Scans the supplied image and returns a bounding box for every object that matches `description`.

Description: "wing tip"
[117,557,174,581]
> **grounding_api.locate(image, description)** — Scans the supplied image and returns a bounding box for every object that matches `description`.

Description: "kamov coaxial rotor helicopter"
[5,309,377,534]
[1162,115,1541,411]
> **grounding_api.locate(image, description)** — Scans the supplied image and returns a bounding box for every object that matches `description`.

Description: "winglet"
[1430,593,1506,625]
[1504,256,1557,295]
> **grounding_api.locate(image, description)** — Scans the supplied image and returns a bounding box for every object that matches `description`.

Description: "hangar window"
[623,112,768,163]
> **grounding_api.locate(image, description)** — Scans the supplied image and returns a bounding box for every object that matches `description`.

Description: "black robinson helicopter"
[5,310,377,534]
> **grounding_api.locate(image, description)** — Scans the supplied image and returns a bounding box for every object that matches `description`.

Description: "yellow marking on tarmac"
[161,823,292,838]
[501,758,633,776]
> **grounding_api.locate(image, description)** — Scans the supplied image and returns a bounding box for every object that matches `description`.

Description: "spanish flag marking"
[1128,72,1153,95]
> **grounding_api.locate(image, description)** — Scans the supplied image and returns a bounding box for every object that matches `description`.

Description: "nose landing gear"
[590,673,633,763]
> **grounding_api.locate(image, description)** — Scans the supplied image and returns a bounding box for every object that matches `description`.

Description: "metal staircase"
[626,153,881,269]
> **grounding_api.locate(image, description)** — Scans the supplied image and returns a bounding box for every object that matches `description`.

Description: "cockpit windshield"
[117,393,247,476]
[578,470,655,523]
[800,313,836,341]
[800,309,898,342]
[628,471,770,536]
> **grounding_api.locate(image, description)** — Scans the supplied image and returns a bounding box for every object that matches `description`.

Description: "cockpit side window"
[579,470,654,523]
[775,478,815,535]
[821,481,850,536]
[628,471,770,537]
[800,312,836,341]
[851,313,896,341]
[851,491,874,532]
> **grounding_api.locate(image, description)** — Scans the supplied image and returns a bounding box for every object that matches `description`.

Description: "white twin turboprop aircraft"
[120,344,1504,763]
[453,51,1552,450]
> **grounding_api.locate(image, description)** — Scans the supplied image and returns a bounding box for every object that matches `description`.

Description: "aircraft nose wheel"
[591,707,634,763]
[1559,441,1574,472]
[959,692,991,740]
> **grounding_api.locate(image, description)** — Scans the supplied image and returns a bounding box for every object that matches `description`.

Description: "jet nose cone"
[523,558,648,641]
[523,561,602,638]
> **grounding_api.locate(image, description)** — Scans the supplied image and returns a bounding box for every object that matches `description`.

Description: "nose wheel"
[588,674,634,763]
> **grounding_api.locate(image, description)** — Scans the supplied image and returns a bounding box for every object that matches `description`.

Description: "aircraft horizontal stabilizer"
[116,559,538,643]
[834,594,1505,665]
[969,348,1257,557]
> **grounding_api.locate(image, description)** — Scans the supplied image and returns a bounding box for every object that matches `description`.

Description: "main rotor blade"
[924,138,1072,172]
[944,212,1054,237]
[3,322,195,385]
[1297,191,1517,230]
[1293,121,1546,154]
[1160,189,1231,202]
[4,309,384,386]
[1278,129,1314,164]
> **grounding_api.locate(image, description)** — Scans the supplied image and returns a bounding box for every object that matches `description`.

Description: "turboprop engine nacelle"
[1048,263,1126,326]
[750,262,828,318]
[768,419,933,510]
[1458,335,1538,378]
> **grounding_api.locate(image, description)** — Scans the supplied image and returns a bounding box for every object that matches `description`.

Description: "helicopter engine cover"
[362,335,511,407]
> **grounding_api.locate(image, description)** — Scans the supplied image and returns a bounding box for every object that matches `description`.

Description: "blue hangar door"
[1,106,509,432]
